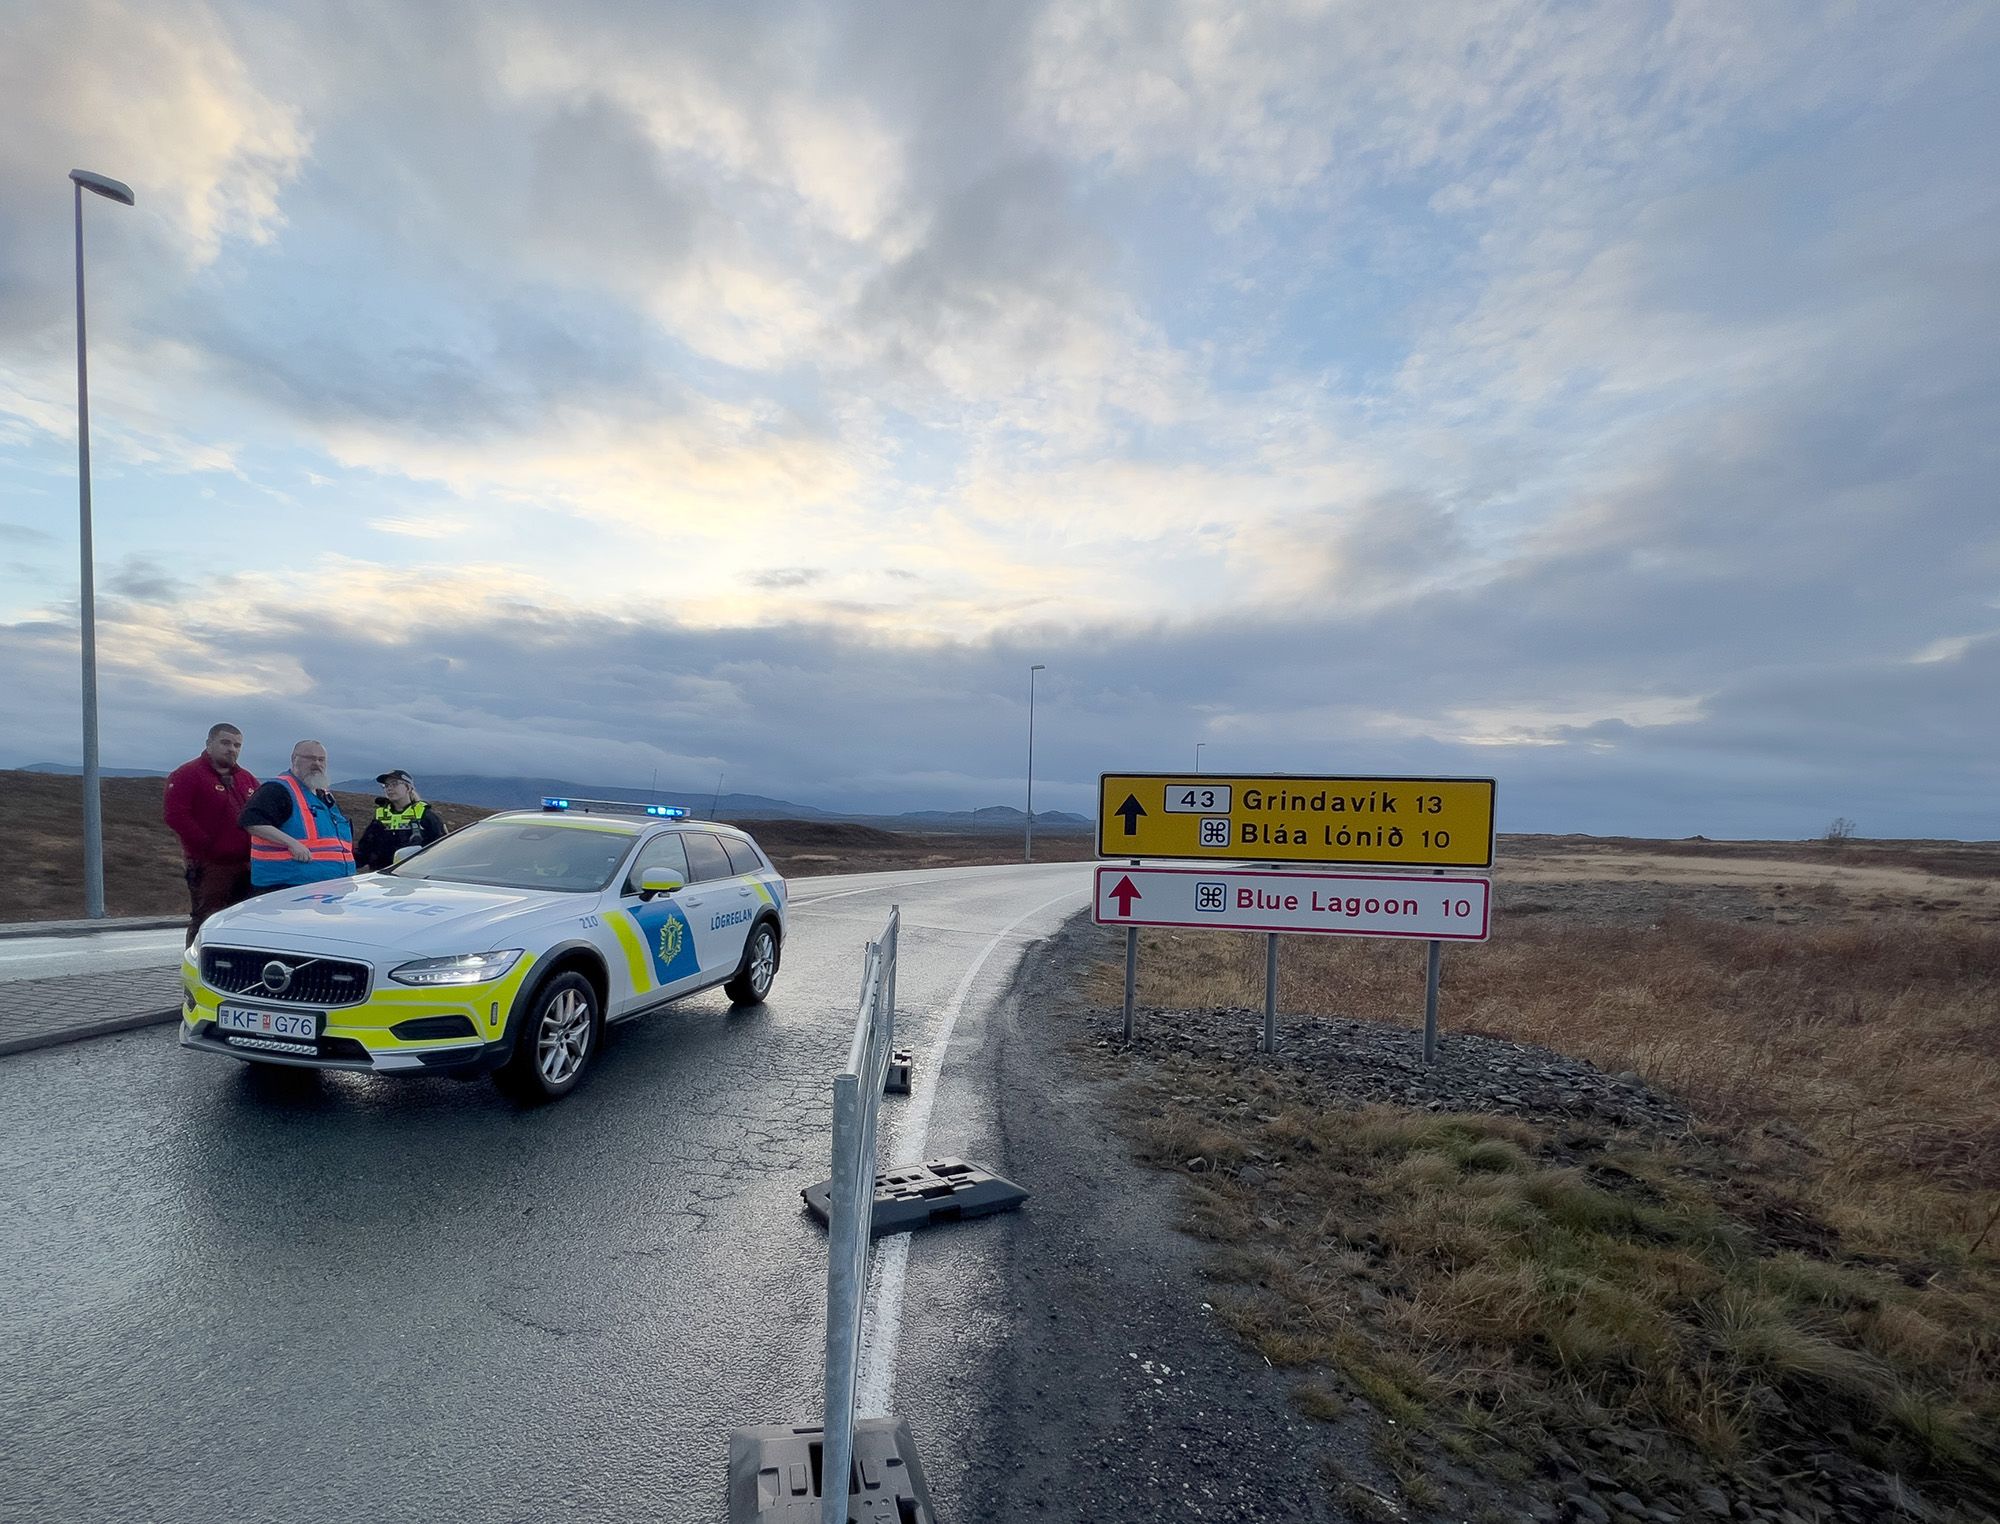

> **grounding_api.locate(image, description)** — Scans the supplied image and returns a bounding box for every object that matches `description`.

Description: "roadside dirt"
[945,912,1382,1522]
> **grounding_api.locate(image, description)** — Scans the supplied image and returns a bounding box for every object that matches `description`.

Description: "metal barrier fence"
[821,906,898,1524]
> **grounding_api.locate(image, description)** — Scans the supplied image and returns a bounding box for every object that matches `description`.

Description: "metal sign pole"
[1422,866,1446,1065]
[1262,932,1279,1053]
[1422,939,1442,1066]
[1122,926,1137,1042]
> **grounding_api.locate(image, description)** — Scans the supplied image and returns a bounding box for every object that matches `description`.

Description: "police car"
[179,798,786,1101]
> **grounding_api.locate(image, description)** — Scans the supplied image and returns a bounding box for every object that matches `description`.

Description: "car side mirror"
[393,845,423,865]
[638,869,685,899]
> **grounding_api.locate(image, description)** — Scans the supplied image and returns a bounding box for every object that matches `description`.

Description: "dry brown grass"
[1095,914,2000,1265]
[1117,1085,2000,1511]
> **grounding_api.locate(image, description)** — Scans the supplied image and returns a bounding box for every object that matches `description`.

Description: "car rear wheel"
[725,921,780,1007]
[496,971,600,1103]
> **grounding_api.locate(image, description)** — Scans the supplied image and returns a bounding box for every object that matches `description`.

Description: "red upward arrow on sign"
[1107,875,1142,916]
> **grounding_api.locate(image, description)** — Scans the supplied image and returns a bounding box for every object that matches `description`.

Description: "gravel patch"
[1097,1005,1695,1138]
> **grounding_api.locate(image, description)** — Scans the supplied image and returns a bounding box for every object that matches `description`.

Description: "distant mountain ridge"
[333,773,834,820]
[323,772,1092,830]
[18,762,1086,829]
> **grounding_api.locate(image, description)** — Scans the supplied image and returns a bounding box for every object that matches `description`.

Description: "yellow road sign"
[1097,773,1496,868]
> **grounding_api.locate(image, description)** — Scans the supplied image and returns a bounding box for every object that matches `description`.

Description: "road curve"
[0,860,1091,1524]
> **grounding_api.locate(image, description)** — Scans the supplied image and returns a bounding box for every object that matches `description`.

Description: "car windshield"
[384,819,636,893]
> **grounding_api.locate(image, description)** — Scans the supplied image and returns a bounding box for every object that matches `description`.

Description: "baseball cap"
[376,769,415,787]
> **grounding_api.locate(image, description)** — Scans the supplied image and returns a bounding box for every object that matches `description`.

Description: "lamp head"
[69,170,135,206]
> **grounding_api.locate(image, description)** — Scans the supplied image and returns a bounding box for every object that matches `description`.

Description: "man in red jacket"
[163,723,261,944]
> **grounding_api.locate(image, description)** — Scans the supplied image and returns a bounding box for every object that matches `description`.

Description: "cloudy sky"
[1,1,1995,836]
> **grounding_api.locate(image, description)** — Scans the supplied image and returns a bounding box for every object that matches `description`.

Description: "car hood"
[201,874,575,955]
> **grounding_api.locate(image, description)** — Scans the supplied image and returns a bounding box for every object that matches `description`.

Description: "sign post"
[1122,926,1137,1043]
[1263,934,1279,1054]
[1423,940,1442,1065]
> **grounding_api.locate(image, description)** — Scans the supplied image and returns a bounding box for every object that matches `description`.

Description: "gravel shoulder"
[917,911,1392,1523]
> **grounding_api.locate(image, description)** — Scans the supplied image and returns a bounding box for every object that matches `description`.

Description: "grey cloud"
[857,155,1113,376]
[184,283,681,441]
[106,559,185,603]
[4,577,1998,837]
[525,97,707,281]
[749,567,824,589]
[828,1,1042,197]
[1292,491,1470,605]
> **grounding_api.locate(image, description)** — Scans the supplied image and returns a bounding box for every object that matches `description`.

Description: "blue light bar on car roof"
[542,796,689,818]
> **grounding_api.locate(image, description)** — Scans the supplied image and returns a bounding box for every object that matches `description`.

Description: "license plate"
[216,1004,321,1040]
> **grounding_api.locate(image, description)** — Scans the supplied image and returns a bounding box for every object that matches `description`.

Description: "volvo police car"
[180,798,786,1101]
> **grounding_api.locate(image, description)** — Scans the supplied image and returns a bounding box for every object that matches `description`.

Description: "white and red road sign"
[1092,864,1491,941]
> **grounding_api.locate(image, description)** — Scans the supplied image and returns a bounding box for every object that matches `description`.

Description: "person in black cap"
[355,769,448,872]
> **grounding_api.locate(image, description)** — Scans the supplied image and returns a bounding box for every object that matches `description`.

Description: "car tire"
[495,970,601,1103]
[725,920,781,1007]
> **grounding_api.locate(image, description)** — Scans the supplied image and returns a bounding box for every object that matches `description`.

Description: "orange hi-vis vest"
[249,773,356,885]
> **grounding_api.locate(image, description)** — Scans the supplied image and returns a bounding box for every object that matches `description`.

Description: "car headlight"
[388,949,526,986]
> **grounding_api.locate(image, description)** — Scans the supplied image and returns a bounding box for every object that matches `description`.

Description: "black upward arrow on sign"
[1114,793,1147,835]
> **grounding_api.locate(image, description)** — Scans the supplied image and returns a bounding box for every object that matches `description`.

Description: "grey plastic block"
[801,1156,1029,1237]
[727,1417,936,1522]
[884,1049,912,1095]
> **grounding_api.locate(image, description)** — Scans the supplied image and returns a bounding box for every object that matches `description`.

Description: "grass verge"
[1088,905,2000,1517]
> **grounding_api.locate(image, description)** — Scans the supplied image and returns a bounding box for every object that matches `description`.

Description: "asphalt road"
[0,861,1092,1524]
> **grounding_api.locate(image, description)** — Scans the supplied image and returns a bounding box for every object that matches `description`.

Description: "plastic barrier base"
[802,1156,1029,1237]
[884,1049,913,1095]
[727,1417,936,1522]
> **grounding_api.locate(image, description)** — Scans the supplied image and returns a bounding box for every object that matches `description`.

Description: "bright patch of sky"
[1,0,1996,836]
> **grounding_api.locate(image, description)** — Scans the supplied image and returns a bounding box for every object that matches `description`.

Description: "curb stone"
[0,1005,182,1058]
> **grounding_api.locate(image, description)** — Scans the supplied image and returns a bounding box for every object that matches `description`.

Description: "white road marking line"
[855,883,1088,1417]
[787,884,906,908]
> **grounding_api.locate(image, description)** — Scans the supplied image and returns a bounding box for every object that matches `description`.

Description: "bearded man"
[237,739,357,890]
[162,722,261,942]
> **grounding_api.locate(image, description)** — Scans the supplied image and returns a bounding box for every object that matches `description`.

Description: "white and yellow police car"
[180,798,786,1101]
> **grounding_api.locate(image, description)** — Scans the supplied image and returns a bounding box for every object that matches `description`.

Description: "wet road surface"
[0,862,1090,1523]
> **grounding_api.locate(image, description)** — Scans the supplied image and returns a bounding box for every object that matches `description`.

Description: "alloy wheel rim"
[537,988,591,1084]
[750,931,775,995]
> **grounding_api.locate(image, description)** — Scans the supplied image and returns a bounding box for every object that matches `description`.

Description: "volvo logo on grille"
[260,960,295,993]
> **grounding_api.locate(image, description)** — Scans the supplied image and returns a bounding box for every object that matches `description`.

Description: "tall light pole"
[1195,743,1205,773]
[1024,664,1046,862]
[71,168,134,920]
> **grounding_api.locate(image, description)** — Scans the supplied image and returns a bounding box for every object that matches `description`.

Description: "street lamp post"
[1195,743,1205,773]
[70,169,135,920]
[1024,664,1046,862]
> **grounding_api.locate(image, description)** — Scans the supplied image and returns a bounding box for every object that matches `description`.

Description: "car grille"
[201,948,371,1006]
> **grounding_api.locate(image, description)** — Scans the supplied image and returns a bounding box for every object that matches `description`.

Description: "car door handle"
[737,886,753,897]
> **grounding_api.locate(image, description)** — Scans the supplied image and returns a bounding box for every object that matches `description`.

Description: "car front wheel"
[496,971,601,1102]
[726,922,780,1007]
